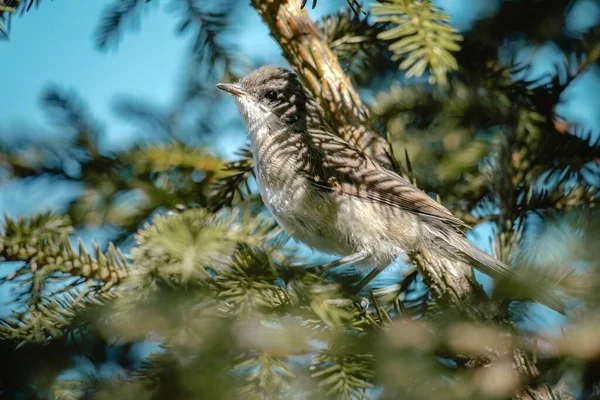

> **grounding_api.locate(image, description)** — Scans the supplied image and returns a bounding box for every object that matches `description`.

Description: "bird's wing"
[300,129,469,230]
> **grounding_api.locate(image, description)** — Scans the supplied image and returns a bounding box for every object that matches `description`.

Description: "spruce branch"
[131,207,281,283]
[0,0,17,38]
[513,179,599,222]
[1,87,104,178]
[209,147,255,211]
[174,0,235,69]
[372,0,463,85]
[0,213,129,300]
[88,208,375,397]
[372,64,600,225]
[0,213,125,343]
[372,83,440,124]
[3,132,231,238]
[215,246,285,314]
[94,0,236,78]
[284,267,362,332]
[0,212,72,248]
[101,347,241,398]
[0,290,115,344]
[41,87,103,157]
[95,0,153,50]
[0,0,46,39]
[317,10,392,86]
[234,352,296,398]
[11,0,43,13]
[123,142,225,175]
[249,0,399,172]
[310,346,375,399]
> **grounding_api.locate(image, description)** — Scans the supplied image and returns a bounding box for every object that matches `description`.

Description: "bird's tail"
[433,231,565,315]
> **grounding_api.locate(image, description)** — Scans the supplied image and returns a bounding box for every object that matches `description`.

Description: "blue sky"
[0,0,343,147]
[1,0,598,156]
[1,0,599,329]
[1,1,183,142]
[0,0,343,315]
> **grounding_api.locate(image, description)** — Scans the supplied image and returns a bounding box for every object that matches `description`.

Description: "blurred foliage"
[1,0,600,399]
[94,0,154,50]
[105,0,244,78]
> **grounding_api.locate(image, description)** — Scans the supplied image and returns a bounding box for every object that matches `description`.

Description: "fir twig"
[372,0,463,85]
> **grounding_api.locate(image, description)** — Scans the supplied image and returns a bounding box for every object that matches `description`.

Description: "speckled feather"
[232,66,464,264]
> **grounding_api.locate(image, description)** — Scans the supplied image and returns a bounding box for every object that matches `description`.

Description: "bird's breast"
[253,153,347,253]
[250,134,420,267]
[253,156,405,265]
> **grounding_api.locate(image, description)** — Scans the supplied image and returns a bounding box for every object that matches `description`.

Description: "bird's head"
[217,65,325,135]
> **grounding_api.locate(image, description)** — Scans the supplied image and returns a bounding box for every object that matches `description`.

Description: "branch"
[94,0,152,50]
[249,0,398,172]
[0,0,46,39]
[249,1,563,398]
[316,10,393,86]
[372,0,463,85]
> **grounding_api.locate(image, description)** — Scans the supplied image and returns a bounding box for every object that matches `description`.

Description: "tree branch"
[250,0,397,171]
[249,1,565,398]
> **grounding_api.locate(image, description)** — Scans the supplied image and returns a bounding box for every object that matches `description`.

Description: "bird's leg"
[314,251,369,274]
[354,267,382,294]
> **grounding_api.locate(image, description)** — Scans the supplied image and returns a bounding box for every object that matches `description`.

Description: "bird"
[216,65,564,314]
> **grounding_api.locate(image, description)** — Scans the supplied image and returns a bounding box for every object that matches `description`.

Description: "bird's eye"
[264,90,278,101]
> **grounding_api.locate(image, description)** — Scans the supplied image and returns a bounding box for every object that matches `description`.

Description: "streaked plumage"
[217,65,564,313]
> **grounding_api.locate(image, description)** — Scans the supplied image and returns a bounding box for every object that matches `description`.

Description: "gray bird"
[217,65,564,313]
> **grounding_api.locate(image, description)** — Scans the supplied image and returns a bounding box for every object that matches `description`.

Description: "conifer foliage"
[1,0,600,399]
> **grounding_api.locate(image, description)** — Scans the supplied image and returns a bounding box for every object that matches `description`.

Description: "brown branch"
[249,1,566,399]
[250,0,396,171]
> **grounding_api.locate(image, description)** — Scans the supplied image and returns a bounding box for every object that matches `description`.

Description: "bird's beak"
[216,83,248,97]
